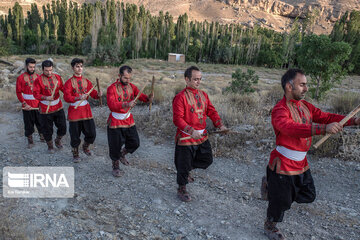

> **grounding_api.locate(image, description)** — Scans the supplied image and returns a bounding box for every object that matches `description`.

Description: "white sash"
[22,94,35,100]
[40,98,60,106]
[111,112,131,120]
[70,100,89,107]
[276,146,307,161]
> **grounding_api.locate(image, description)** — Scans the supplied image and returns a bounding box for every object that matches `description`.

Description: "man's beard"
[120,79,128,85]
[27,69,35,75]
[294,92,306,100]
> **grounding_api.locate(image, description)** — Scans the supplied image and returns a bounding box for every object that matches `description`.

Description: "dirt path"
[0,109,359,240]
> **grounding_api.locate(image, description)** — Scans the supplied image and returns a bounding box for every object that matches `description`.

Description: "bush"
[59,43,75,55]
[224,68,259,94]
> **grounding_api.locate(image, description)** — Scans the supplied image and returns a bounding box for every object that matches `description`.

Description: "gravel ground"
[0,109,359,240]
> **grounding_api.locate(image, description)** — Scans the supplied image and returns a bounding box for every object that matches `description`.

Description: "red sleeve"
[16,75,25,103]
[63,79,76,103]
[57,75,64,93]
[33,77,44,100]
[308,103,356,126]
[172,93,195,134]
[132,84,149,103]
[205,92,223,128]
[88,80,99,99]
[272,105,318,138]
[107,84,129,112]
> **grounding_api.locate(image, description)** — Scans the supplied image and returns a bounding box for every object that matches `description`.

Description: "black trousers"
[107,125,140,161]
[69,119,96,148]
[266,166,316,222]
[40,109,67,142]
[174,140,213,186]
[22,109,42,137]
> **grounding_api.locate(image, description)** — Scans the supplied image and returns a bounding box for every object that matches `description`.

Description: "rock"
[13,66,24,74]
[13,60,24,68]
[129,230,137,236]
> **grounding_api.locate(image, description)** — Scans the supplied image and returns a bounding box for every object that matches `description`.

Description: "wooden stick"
[313,104,360,149]
[46,81,58,114]
[149,76,155,112]
[208,129,231,135]
[23,107,39,111]
[96,78,102,106]
[179,129,234,141]
[124,82,148,118]
[74,84,97,109]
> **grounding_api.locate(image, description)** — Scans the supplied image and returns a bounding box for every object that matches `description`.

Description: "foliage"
[224,68,259,94]
[296,34,352,100]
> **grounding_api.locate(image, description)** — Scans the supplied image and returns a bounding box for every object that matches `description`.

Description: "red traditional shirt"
[107,81,149,128]
[269,96,356,175]
[173,87,223,146]
[16,72,40,109]
[33,73,64,114]
[63,75,99,122]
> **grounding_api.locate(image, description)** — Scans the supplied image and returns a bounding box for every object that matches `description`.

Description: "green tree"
[297,34,352,100]
[224,68,259,94]
[36,23,41,53]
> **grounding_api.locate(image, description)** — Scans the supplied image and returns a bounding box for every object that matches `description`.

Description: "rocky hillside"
[1,0,360,34]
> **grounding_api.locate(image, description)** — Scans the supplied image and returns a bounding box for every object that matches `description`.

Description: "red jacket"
[33,73,64,114]
[107,81,149,128]
[173,87,223,146]
[269,96,356,175]
[63,75,99,122]
[16,72,40,109]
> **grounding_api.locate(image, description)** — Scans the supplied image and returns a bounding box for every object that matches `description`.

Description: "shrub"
[224,68,259,94]
[59,43,75,55]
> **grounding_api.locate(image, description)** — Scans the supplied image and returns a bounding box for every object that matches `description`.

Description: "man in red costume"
[107,65,153,177]
[63,58,102,162]
[33,60,66,153]
[16,58,44,148]
[262,69,360,240]
[172,66,228,202]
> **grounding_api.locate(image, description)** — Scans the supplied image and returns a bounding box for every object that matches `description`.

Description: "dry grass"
[330,91,360,114]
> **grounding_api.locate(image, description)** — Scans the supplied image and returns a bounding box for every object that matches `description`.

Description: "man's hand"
[355,117,360,125]
[22,102,31,110]
[98,90,103,97]
[149,93,154,102]
[80,94,88,100]
[129,100,136,108]
[191,130,203,139]
[219,125,229,133]
[46,96,54,101]
[326,122,343,134]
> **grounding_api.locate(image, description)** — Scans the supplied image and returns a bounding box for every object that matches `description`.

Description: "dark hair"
[119,65,132,75]
[281,68,305,91]
[184,66,200,79]
[25,58,36,66]
[42,60,53,70]
[71,58,84,68]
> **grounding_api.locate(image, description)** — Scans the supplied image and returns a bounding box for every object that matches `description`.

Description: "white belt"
[40,98,60,106]
[181,129,205,136]
[22,94,35,100]
[111,112,131,120]
[70,100,89,107]
[276,146,307,161]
